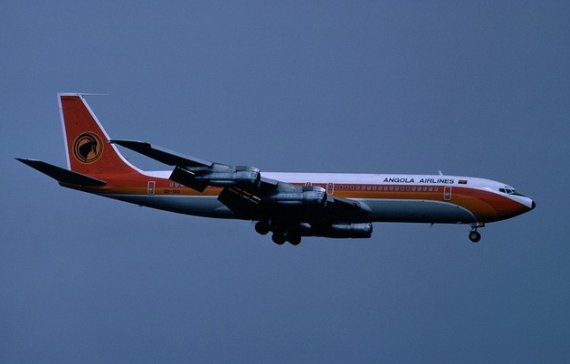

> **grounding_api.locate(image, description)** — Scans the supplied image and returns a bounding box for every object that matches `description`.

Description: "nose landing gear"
[469,230,481,243]
[469,223,484,243]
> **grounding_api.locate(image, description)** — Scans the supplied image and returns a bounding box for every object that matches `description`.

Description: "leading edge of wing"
[111,139,212,168]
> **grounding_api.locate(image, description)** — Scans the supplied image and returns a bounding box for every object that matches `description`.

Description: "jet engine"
[263,186,327,207]
[298,222,373,238]
[170,164,260,192]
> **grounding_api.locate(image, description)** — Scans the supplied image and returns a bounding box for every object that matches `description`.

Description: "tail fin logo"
[73,132,103,164]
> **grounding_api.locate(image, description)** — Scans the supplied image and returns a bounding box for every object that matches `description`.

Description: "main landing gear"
[254,221,270,235]
[255,220,302,246]
[469,223,484,243]
[271,232,301,246]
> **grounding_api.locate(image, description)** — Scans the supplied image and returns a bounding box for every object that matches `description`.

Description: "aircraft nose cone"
[531,200,536,210]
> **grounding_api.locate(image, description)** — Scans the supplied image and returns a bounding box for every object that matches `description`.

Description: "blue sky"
[1,1,569,363]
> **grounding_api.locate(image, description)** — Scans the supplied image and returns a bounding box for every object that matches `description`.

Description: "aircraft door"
[147,180,156,195]
[444,186,452,201]
[327,182,335,195]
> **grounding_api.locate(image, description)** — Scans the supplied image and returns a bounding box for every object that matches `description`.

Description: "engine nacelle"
[193,165,260,186]
[170,165,260,192]
[299,222,373,239]
[263,186,327,207]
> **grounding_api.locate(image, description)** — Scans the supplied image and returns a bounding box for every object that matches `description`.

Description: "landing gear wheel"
[255,221,270,235]
[272,233,286,245]
[469,230,481,243]
[288,235,302,246]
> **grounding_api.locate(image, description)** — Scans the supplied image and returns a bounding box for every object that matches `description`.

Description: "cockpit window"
[499,187,522,196]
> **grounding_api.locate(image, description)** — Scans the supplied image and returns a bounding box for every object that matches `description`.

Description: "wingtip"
[15,157,34,164]
[16,158,44,168]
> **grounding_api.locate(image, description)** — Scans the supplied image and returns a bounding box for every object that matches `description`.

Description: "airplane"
[17,93,535,245]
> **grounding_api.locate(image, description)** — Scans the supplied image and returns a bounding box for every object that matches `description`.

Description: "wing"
[111,140,370,221]
[110,140,212,168]
[112,139,264,192]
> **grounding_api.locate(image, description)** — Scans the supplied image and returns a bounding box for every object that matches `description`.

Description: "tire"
[255,221,270,235]
[272,233,286,245]
[288,235,302,246]
[469,231,481,243]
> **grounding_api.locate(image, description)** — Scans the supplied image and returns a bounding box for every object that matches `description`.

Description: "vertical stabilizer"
[59,93,139,176]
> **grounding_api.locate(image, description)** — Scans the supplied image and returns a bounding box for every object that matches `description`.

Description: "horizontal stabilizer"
[16,158,106,186]
[111,140,212,168]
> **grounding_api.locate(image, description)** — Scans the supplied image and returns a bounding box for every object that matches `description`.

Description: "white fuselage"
[101,172,534,225]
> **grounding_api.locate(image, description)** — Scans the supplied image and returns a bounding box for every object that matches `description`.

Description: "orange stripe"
[81,177,527,222]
